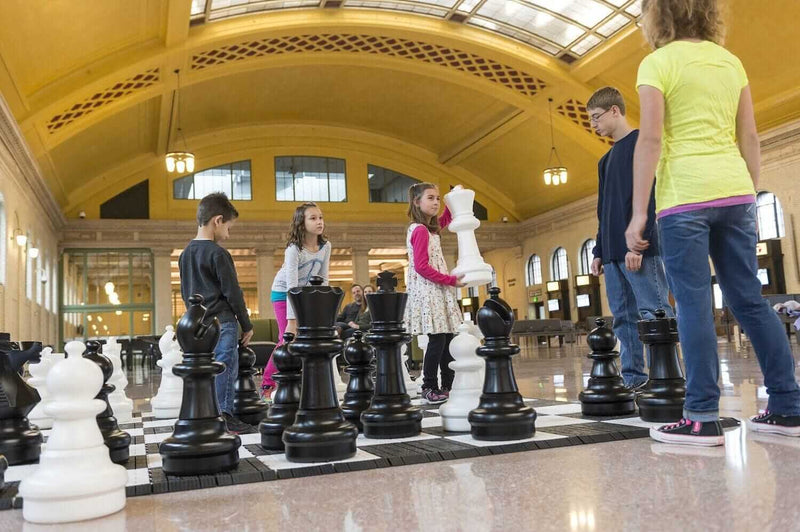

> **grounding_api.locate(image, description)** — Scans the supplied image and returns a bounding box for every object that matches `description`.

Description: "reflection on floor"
[4,339,799,531]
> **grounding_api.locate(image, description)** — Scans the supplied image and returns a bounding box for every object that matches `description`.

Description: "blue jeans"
[659,203,800,421]
[604,255,674,387]
[214,321,239,415]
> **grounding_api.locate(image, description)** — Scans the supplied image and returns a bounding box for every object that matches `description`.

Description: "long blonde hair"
[640,0,725,49]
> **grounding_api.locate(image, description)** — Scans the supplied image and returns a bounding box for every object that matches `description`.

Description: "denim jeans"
[214,321,240,415]
[658,203,800,421]
[603,255,674,387]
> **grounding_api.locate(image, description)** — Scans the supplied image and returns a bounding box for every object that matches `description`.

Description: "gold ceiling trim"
[556,98,613,146]
[191,33,547,97]
[45,68,161,134]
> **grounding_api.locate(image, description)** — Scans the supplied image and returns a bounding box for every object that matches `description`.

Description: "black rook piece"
[341,330,375,431]
[282,277,358,462]
[361,271,422,439]
[259,333,301,451]
[468,288,536,441]
[636,310,686,422]
[232,344,269,425]
[0,333,43,464]
[160,294,241,475]
[579,319,635,416]
[83,340,131,464]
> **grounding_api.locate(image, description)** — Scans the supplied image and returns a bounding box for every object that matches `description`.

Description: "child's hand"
[241,329,254,347]
[625,215,650,253]
[455,274,467,288]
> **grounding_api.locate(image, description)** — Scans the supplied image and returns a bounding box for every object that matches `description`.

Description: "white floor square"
[143,419,178,428]
[535,415,595,428]
[127,427,144,437]
[147,453,163,468]
[445,430,567,447]
[126,468,150,487]
[357,432,439,447]
[602,417,666,429]
[534,403,585,416]
[256,448,382,470]
[422,416,443,429]
[129,443,146,456]
[239,433,262,445]
[144,432,171,444]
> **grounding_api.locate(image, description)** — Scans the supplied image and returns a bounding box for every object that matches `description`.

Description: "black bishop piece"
[232,344,269,425]
[160,295,241,475]
[259,333,301,451]
[0,334,42,464]
[282,277,358,462]
[361,271,422,439]
[636,309,686,421]
[83,340,131,463]
[579,319,635,416]
[468,288,536,441]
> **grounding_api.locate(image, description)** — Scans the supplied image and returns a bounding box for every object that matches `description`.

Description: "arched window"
[757,191,785,240]
[0,193,5,286]
[173,160,252,200]
[551,247,569,281]
[526,254,542,286]
[579,239,596,275]
[367,165,421,203]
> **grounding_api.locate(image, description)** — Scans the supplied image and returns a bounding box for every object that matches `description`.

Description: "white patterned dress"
[404,223,462,335]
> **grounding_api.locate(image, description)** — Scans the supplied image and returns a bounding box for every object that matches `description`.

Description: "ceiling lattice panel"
[557,98,614,145]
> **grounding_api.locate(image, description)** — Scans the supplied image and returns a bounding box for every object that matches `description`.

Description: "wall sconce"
[12,212,26,247]
[28,247,40,259]
[40,269,48,284]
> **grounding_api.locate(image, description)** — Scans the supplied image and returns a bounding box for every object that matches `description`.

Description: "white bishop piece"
[26,347,61,429]
[443,185,493,287]
[104,336,133,424]
[439,323,483,432]
[400,343,418,397]
[19,341,127,524]
[151,325,184,418]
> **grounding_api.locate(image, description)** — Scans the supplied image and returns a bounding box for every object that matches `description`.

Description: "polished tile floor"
[5,338,800,531]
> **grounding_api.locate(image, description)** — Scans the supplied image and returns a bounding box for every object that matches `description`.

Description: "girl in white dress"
[404,183,465,404]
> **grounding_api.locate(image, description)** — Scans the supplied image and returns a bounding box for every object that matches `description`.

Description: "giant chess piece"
[19,341,127,524]
[233,343,269,424]
[400,343,418,397]
[283,277,358,462]
[443,185,493,287]
[0,455,6,489]
[440,323,483,432]
[104,337,133,424]
[468,288,535,440]
[26,347,59,430]
[151,325,184,419]
[637,310,686,422]
[464,319,486,384]
[160,295,241,475]
[84,341,131,464]
[0,334,43,464]
[579,319,635,416]
[341,330,375,431]
[361,271,422,439]
[259,334,300,451]
[332,353,348,398]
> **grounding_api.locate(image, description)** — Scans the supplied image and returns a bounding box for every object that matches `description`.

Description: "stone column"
[351,246,372,287]
[256,248,276,319]
[153,247,174,333]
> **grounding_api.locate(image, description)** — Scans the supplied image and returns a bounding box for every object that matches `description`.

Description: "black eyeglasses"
[589,108,611,122]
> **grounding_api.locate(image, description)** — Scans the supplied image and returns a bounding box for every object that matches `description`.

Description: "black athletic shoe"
[223,413,257,434]
[747,411,800,437]
[649,418,725,447]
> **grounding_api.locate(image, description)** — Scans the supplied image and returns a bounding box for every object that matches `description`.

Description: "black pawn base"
[283,410,358,463]
[260,406,296,451]
[361,402,422,439]
[580,395,635,416]
[469,393,536,441]
[0,419,41,465]
[161,418,240,475]
[637,380,685,422]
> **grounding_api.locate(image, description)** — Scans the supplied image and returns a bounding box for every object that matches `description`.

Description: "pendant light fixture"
[165,69,195,174]
[543,98,568,186]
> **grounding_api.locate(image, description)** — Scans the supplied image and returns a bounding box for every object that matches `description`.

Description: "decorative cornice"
[517,194,597,236]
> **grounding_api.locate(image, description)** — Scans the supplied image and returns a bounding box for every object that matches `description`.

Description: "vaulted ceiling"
[1,0,798,221]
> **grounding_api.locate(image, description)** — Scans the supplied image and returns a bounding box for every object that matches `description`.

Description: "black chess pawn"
[579,319,635,416]
[361,271,422,439]
[232,344,269,425]
[468,288,536,441]
[341,330,375,431]
[160,295,241,475]
[637,310,686,422]
[83,340,131,464]
[282,277,358,462]
[259,333,301,451]
[0,334,43,464]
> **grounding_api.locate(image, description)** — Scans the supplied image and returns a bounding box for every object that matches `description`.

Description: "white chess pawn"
[151,325,183,418]
[19,341,128,523]
[400,343,417,397]
[333,354,347,398]
[104,336,133,424]
[27,347,60,429]
[463,320,485,384]
[443,185,493,287]
[416,334,429,396]
[439,323,483,432]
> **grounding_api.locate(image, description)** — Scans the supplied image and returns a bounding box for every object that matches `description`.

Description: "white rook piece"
[444,185,493,287]
[438,323,483,432]
[104,336,133,424]
[19,341,127,524]
[26,347,60,429]
[152,325,184,418]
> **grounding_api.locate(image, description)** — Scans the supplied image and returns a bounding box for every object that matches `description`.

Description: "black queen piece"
[282,277,358,462]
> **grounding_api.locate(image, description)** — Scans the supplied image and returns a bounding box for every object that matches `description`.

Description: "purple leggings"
[260,299,287,389]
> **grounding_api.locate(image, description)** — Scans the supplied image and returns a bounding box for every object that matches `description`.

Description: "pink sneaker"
[422,388,447,405]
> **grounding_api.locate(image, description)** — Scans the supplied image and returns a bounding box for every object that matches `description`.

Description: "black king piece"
[468,287,536,441]
[361,271,422,439]
[282,277,358,462]
[636,309,686,422]
[160,295,241,475]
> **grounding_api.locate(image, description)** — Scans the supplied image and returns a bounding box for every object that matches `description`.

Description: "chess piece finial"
[177,295,220,354]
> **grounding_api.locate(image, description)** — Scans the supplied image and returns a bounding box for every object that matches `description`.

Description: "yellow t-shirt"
[636,40,755,213]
